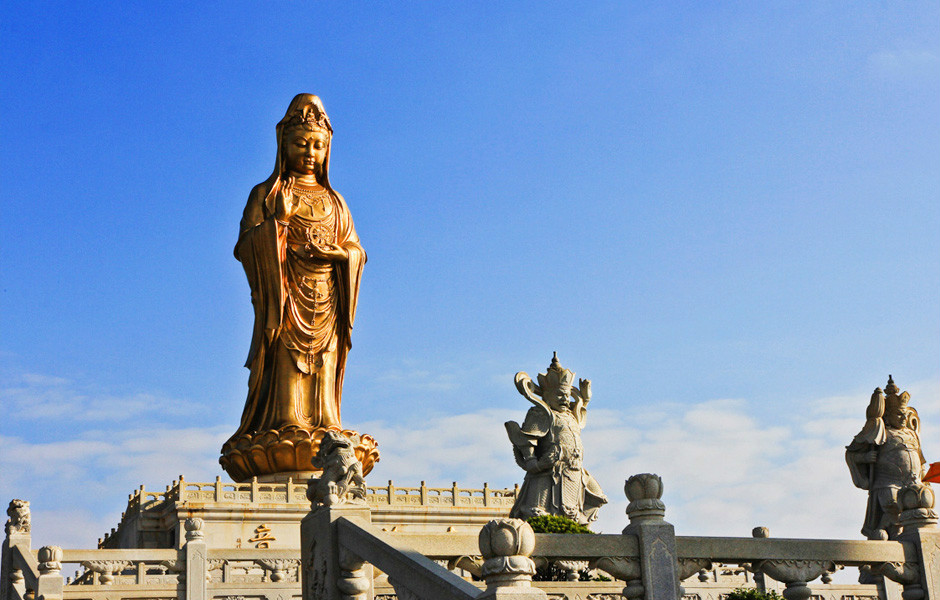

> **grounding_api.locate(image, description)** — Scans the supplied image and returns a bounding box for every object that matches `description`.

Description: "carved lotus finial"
[479,518,535,559]
[184,517,205,540]
[625,473,663,501]
[38,546,62,574]
[478,518,537,585]
[624,473,666,523]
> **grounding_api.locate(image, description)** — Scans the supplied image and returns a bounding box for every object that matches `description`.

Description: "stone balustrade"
[5,472,937,600]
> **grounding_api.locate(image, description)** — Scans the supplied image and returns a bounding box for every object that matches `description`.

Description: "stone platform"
[98,477,518,550]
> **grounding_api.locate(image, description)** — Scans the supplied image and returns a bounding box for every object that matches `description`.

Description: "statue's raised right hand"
[275,176,298,222]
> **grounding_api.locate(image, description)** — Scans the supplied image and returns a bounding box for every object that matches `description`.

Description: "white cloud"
[3,371,937,562]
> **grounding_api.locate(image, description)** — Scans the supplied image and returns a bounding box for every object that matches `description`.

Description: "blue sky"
[1,2,938,547]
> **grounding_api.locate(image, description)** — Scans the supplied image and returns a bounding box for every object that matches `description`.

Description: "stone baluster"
[35,547,62,600]
[184,518,207,600]
[757,559,835,600]
[622,474,679,600]
[751,526,770,592]
[477,518,546,600]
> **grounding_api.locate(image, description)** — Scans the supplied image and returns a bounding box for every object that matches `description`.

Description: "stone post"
[621,474,679,600]
[184,518,207,600]
[301,504,373,600]
[35,546,62,600]
[2,500,32,600]
[477,518,546,600]
[891,481,939,600]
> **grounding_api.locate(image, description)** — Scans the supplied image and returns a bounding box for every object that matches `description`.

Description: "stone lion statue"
[307,430,366,506]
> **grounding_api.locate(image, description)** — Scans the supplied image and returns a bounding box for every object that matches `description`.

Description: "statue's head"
[537,353,574,410]
[276,94,333,185]
[883,378,917,431]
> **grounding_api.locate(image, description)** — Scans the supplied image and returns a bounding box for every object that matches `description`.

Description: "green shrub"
[725,589,784,600]
[526,515,595,534]
[526,515,598,581]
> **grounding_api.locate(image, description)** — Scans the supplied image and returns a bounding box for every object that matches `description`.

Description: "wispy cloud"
[867,49,940,81]
[0,372,196,422]
[374,367,459,392]
[3,369,937,558]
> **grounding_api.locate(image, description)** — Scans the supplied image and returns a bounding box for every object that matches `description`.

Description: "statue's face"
[886,407,907,429]
[284,129,329,178]
[547,385,570,410]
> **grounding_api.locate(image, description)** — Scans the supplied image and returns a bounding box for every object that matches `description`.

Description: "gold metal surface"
[221,94,377,481]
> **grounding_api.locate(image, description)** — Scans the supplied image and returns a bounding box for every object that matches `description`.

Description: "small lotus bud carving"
[479,518,535,559]
[624,473,666,523]
[38,546,62,573]
[624,473,663,501]
[184,517,205,540]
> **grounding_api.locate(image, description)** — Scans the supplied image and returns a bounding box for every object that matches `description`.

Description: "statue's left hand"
[307,243,348,261]
[578,379,591,402]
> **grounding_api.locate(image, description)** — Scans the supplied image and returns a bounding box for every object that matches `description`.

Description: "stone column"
[184,518,207,600]
[301,505,373,600]
[2,500,32,600]
[477,518,546,600]
[621,474,679,600]
[892,482,939,600]
[36,546,62,600]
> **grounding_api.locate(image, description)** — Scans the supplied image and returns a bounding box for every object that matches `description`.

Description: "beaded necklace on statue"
[292,183,330,211]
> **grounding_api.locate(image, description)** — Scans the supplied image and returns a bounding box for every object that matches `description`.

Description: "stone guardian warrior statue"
[505,353,608,525]
[846,375,930,540]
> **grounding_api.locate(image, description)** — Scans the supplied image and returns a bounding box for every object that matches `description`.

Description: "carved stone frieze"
[553,559,588,581]
[757,559,835,583]
[677,558,712,582]
[593,557,641,582]
[874,561,920,586]
[82,560,132,584]
[256,558,300,582]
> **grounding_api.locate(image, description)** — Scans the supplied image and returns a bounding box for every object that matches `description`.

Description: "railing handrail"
[335,516,480,600]
[58,549,179,563]
[676,535,914,565]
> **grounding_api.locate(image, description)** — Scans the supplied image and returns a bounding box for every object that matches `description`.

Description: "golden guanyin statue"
[220,94,378,482]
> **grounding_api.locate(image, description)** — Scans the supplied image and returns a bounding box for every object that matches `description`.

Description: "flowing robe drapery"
[233,179,365,435]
